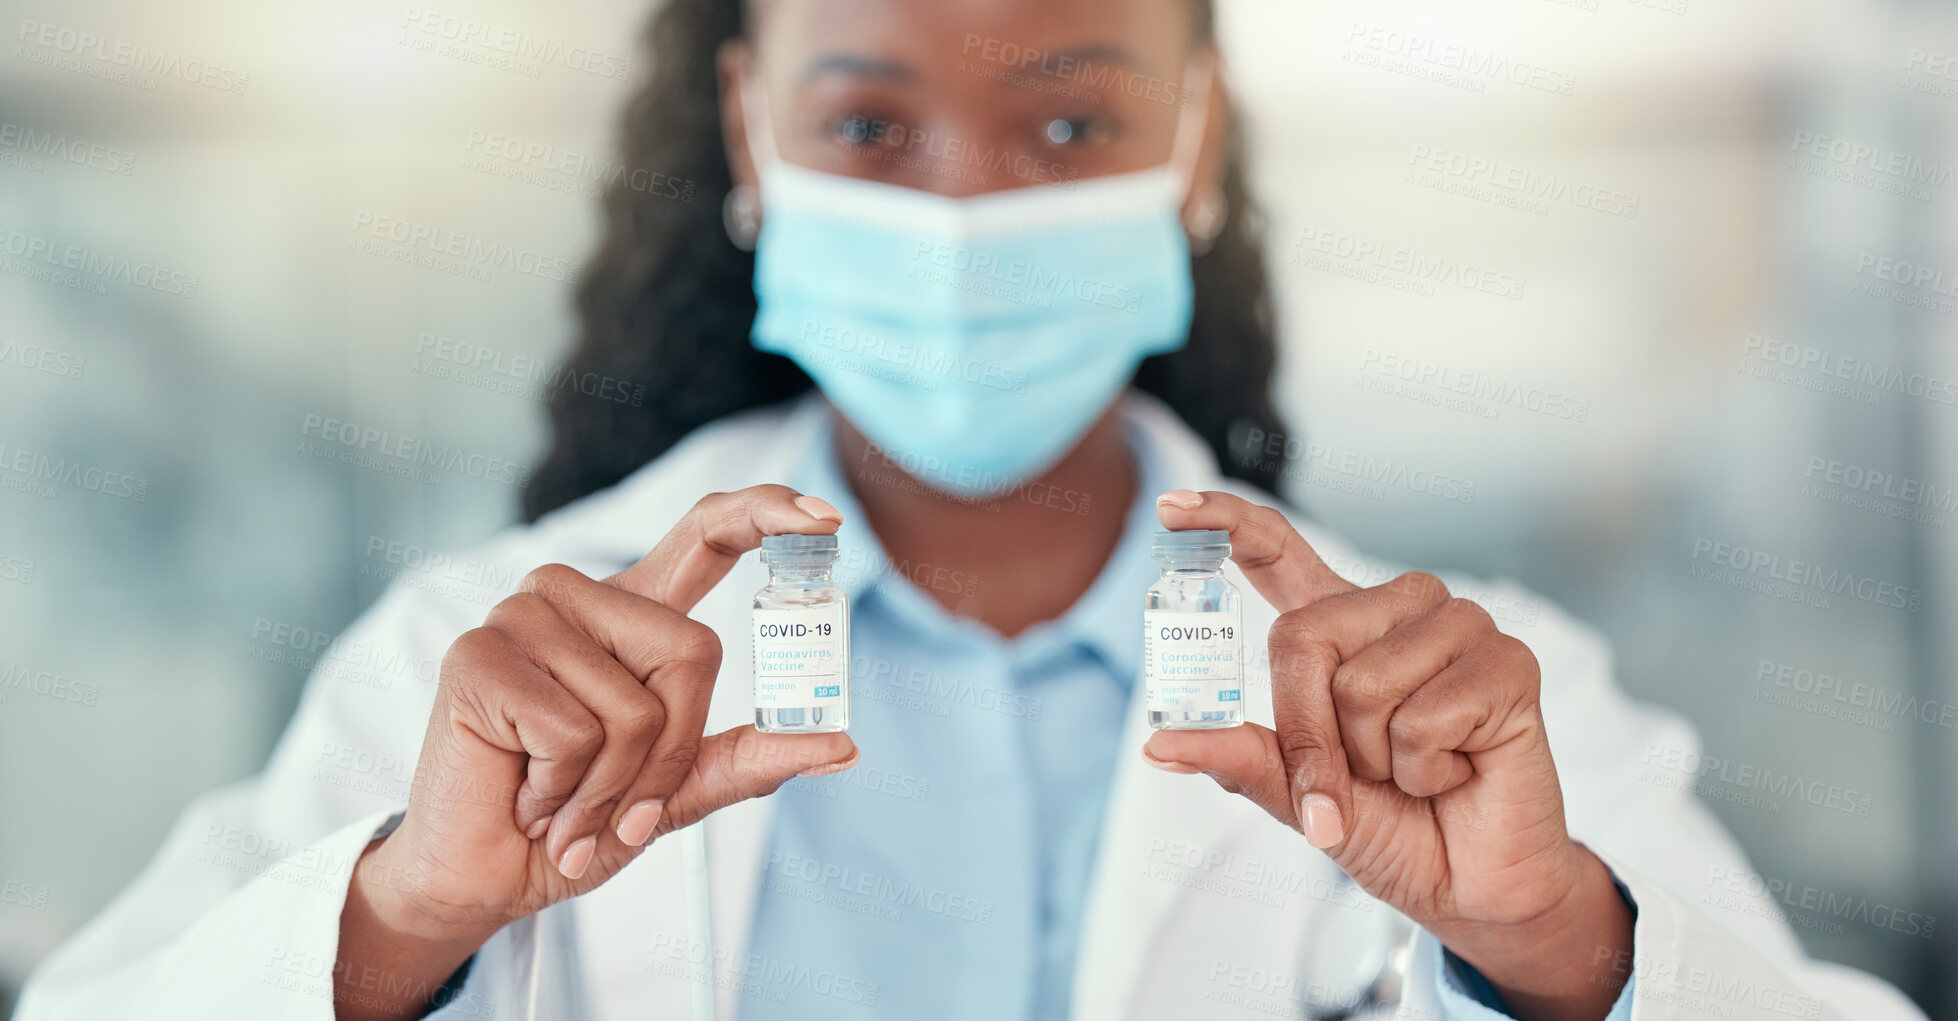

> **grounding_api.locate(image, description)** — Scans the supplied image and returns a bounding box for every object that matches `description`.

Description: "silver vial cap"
[1151,529,1231,561]
[761,534,838,553]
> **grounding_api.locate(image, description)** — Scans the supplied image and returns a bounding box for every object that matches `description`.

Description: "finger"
[1388,634,1540,798]
[441,627,606,839]
[1332,597,1492,782]
[1141,723,1300,829]
[520,565,724,844]
[1153,489,1353,612]
[609,485,843,612]
[608,617,721,846]
[1267,573,1451,847]
[485,595,668,873]
[655,726,859,836]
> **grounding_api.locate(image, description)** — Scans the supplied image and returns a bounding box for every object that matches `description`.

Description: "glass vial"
[753,534,850,733]
[1144,529,1244,729]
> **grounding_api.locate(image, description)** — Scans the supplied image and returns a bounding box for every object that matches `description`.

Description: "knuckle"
[1444,596,1494,629]
[1392,570,1449,604]
[671,621,724,671]
[650,736,704,776]
[1493,633,1541,685]
[443,626,505,679]
[486,589,551,628]
[1388,707,1436,749]
[691,490,735,517]
[521,561,587,598]
[1268,607,1328,654]
[1274,722,1328,764]
[613,692,667,737]
[1331,661,1390,711]
[557,713,605,761]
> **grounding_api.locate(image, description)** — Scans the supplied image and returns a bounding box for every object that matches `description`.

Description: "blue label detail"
[1217,690,1241,702]
[813,685,841,698]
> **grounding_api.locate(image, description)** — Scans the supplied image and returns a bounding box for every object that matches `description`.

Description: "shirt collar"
[784,394,1197,684]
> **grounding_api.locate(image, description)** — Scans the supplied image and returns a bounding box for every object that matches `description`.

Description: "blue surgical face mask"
[744,62,1212,497]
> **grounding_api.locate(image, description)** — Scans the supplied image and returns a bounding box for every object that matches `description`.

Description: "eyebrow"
[1047,43,1149,71]
[797,53,917,86]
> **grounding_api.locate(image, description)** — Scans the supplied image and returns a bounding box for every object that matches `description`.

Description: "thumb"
[1142,724,1306,834]
[657,725,858,833]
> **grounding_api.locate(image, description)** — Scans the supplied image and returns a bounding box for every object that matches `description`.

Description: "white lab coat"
[18,394,1928,1021]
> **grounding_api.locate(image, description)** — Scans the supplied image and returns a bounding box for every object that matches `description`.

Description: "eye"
[1043,115,1114,146]
[828,114,893,145]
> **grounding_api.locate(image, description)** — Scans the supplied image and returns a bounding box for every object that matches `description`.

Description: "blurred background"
[2,0,1954,1016]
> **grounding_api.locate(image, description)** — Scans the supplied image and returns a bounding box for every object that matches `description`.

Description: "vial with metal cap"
[753,533,850,733]
[1144,528,1244,729]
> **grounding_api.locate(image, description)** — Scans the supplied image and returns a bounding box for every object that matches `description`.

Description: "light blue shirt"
[736,409,1635,1021]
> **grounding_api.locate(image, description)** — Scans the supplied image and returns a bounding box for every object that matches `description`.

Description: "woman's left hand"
[1147,490,1633,1021]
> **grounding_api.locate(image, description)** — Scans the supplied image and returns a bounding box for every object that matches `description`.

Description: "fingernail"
[1141,748,1200,774]
[1157,489,1203,510]
[797,749,860,777]
[793,495,843,522]
[616,800,664,847]
[526,814,552,840]
[1300,794,1344,849]
[557,836,596,880]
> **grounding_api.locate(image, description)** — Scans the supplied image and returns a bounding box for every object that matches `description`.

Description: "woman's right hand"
[336,486,857,1021]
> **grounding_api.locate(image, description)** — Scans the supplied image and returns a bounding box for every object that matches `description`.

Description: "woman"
[18,0,1927,1019]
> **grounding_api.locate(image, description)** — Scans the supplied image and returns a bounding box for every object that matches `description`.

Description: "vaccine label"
[1143,610,1242,712]
[752,605,845,709]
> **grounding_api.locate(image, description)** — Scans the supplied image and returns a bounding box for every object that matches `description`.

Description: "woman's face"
[719,0,1223,202]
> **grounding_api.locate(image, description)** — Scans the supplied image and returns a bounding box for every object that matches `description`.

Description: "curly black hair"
[522,0,1288,521]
